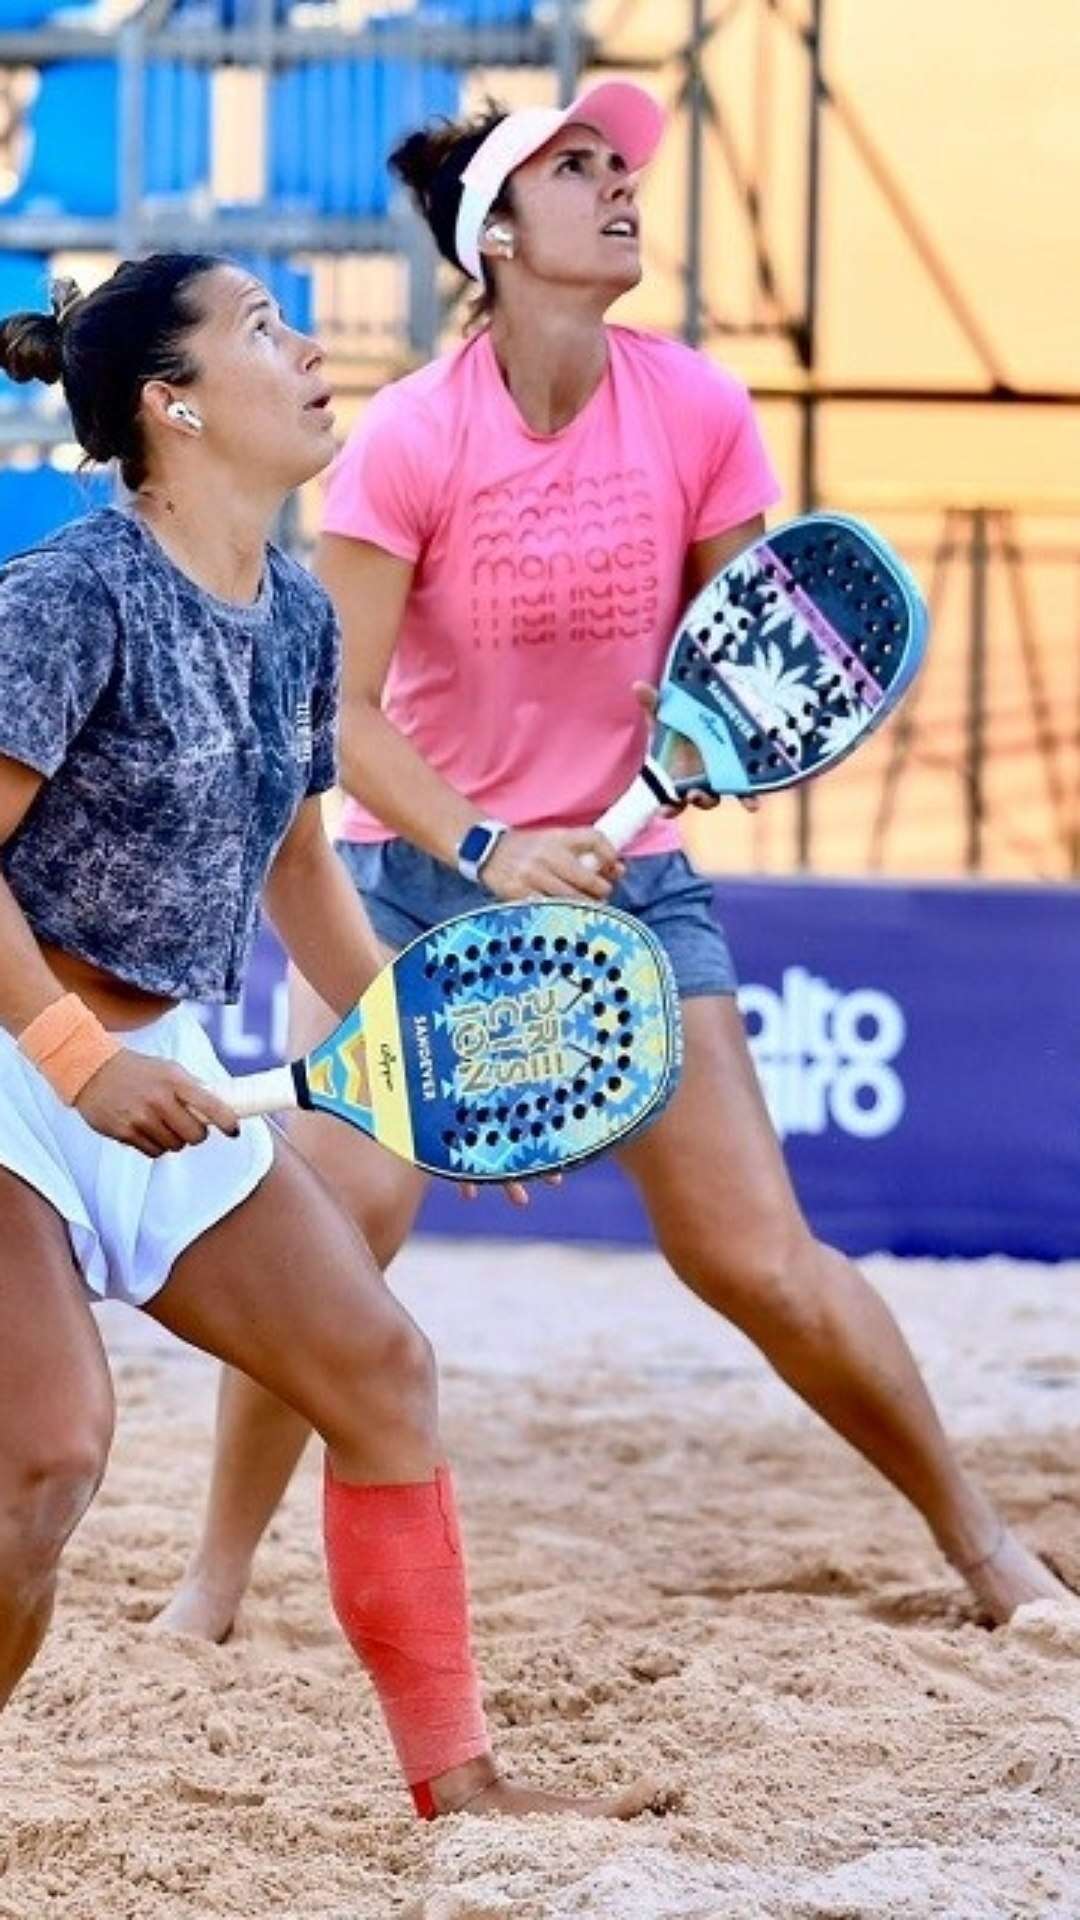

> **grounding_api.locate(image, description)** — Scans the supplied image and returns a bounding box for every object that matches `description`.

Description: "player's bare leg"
[157,966,426,1641]
[148,1135,661,1819]
[0,1171,115,1708]
[151,1366,312,1640]
[619,997,1075,1626]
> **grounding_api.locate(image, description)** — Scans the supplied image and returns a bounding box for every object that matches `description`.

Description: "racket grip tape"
[222,1061,305,1119]
[586,763,676,865]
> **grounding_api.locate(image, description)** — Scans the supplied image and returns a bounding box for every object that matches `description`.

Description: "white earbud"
[485,224,514,256]
[166,399,204,433]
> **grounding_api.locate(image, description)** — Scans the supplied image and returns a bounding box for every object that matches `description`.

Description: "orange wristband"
[17,992,122,1105]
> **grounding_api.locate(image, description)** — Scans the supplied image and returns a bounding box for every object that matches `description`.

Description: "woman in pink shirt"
[162,84,1067,1641]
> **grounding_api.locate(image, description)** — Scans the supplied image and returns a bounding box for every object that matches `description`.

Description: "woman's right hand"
[74,1049,241,1158]
[481,827,623,903]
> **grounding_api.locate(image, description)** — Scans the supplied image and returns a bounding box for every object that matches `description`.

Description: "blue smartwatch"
[456,818,508,884]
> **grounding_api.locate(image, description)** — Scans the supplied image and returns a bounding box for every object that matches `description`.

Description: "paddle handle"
[593,777,663,852]
[223,1063,299,1119]
[584,761,680,869]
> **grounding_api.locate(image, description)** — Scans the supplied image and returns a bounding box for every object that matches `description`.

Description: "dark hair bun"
[388,105,508,270]
[388,127,447,211]
[0,254,215,486]
[0,308,63,386]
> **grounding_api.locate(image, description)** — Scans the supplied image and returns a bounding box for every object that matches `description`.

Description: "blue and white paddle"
[593,512,928,849]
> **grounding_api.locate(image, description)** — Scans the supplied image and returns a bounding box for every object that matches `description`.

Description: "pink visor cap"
[454,81,666,282]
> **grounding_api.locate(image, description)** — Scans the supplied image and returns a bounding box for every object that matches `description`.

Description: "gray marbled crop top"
[0,507,339,1001]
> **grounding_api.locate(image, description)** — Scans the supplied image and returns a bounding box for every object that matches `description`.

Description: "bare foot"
[150,1569,239,1643]
[428,1754,672,1821]
[950,1527,1078,1625]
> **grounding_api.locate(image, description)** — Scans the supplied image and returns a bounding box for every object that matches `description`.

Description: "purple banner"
[198,879,1080,1260]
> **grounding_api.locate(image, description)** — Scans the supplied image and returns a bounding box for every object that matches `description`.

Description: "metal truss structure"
[0,0,1075,876]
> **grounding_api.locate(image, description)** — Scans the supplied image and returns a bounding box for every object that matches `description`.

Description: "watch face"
[459,824,496,866]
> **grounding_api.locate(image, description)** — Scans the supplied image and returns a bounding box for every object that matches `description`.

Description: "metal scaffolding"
[0,0,1075,879]
[646,0,1080,876]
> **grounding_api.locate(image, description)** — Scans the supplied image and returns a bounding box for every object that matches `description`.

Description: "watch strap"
[456,818,509,883]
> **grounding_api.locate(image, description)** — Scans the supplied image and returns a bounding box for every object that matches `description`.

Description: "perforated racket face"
[653,513,928,796]
[305,901,682,1180]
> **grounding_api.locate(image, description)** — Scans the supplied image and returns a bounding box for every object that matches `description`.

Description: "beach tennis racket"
[593,512,928,850]
[224,899,682,1180]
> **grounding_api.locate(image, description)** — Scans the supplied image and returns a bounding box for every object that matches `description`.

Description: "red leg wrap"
[323,1460,490,1810]
[411,1780,438,1821]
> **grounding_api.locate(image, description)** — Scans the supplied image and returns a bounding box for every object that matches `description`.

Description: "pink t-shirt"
[324,324,781,853]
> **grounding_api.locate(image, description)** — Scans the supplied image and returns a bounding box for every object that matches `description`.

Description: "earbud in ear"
[166,399,204,433]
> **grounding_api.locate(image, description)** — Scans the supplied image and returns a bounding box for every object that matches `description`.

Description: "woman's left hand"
[633,682,760,814]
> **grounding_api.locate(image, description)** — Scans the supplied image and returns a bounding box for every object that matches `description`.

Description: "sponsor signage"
[198,878,1080,1261]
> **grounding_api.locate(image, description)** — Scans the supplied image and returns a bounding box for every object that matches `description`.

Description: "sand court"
[2,1243,1078,1918]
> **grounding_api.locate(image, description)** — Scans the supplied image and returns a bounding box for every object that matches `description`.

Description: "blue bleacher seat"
[3,61,210,218]
[0,252,49,319]
[0,0,96,23]
[0,465,114,563]
[416,0,537,22]
[269,57,459,218]
[172,0,295,24]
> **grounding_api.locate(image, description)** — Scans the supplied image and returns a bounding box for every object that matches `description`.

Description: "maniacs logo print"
[467,468,660,652]
[739,966,906,1140]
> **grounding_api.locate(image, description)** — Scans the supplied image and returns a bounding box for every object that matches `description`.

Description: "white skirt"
[0,1005,275,1307]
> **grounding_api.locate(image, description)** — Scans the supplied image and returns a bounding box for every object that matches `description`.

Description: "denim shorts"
[336,839,737,999]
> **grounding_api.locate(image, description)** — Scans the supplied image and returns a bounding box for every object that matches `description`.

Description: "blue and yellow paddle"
[225,899,682,1180]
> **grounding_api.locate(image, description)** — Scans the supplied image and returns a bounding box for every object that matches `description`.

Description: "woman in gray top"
[0,253,651,1824]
